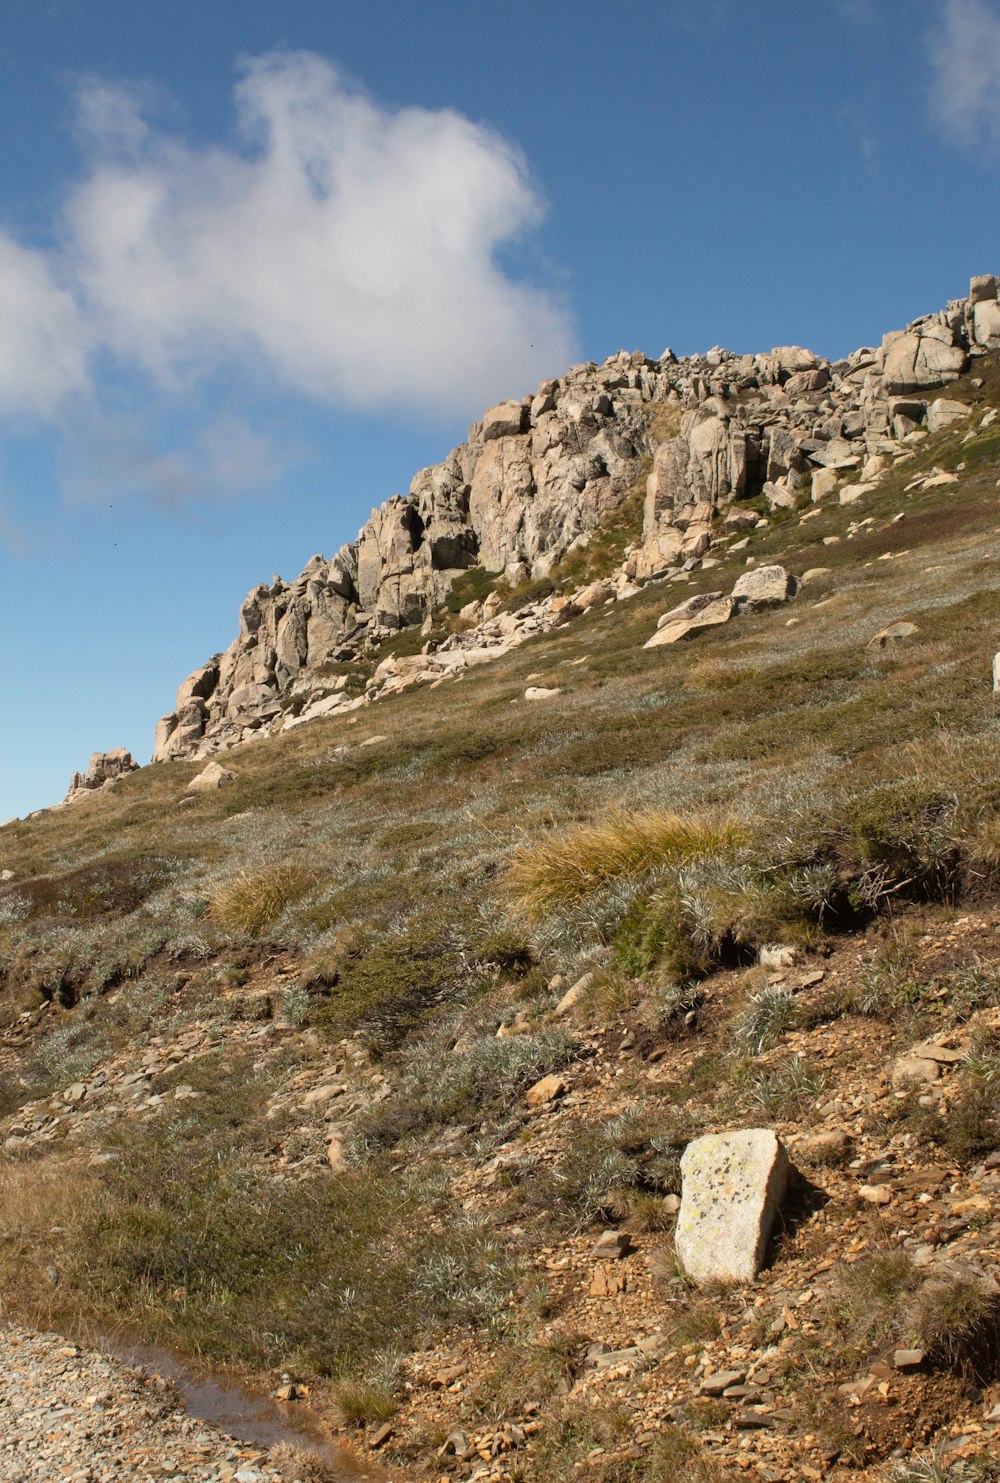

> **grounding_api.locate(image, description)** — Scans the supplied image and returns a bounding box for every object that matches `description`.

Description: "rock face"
[64,749,139,805]
[154,354,667,761]
[676,1129,791,1285]
[152,274,997,763]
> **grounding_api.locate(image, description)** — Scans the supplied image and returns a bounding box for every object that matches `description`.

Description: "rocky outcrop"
[636,274,996,577]
[153,274,998,762]
[154,352,672,761]
[63,749,138,805]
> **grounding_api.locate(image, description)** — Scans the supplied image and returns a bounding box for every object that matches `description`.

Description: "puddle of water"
[88,1326,377,1480]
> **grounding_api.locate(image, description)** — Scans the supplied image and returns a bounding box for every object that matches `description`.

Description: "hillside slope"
[2,282,1000,1483]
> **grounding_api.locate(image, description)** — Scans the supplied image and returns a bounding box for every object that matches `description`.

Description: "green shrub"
[350,1024,577,1153]
[522,1106,691,1231]
[66,1103,514,1377]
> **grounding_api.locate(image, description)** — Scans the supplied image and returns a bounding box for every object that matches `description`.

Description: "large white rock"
[187,761,236,793]
[926,398,970,434]
[64,748,139,804]
[731,565,795,608]
[973,298,1000,347]
[811,467,839,503]
[883,330,967,394]
[481,400,528,441]
[676,1129,791,1285]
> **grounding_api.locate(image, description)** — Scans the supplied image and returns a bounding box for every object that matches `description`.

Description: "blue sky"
[1,0,999,821]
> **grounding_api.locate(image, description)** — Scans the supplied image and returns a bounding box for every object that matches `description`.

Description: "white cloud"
[0,233,92,419]
[928,0,1000,149]
[0,51,573,438]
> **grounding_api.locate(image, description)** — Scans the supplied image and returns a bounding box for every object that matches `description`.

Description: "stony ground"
[0,1328,299,1483]
[337,909,1000,1482]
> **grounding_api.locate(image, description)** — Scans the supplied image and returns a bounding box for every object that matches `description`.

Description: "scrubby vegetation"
[1,367,1000,1478]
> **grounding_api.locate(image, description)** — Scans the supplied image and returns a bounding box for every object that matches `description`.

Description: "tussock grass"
[207,866,314,936]
[328,1376,397,1428]
[910,1274,1000,1381]
[731,985,795,1056]
[508,810,745,918]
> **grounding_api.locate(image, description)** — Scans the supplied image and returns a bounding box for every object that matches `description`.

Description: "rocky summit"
[7,273,1000,1483]
[151,274,1000,765]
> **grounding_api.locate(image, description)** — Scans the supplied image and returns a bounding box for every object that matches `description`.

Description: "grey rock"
[591,1229,634,1260]
[64,749,139,805]
[186,761,236,793]
[676,1128,791,1285]
[644,592,735,647]
[883,328,967,394]
[731,564,795,608]
[926,398,970,433]
[482,399,528,441]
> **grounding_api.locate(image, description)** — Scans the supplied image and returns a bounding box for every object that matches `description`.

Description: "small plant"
[666,1299,725,1348]
[839,941,925,1019]
[522,1105,689,1232]
[329,1376,397,1428]
[208,866,314,936]
[269,1443,341,1483]
[890,1449,1000,1482]
[644,1427,730,1482]
[947,961,1000,1019]
[731,985,794,1055]
[907,1273,1000,1381]
[470,1327,582,1423]
[726,1052,825,1117]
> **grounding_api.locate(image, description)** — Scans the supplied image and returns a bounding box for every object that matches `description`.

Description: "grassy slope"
[1,357,1000,1480]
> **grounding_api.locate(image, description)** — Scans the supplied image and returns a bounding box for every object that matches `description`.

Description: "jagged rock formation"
[154,353,668,760]
[63,749,138,806]
[153,273,1000,763]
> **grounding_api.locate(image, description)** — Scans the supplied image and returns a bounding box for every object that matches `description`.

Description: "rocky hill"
[4,274,1000,1483]
[152,274,1000,764]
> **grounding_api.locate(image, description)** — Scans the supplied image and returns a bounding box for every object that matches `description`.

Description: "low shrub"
[521,1105,691,1231]
[350,1024,577,1153]
[62,1111,515,1377]
[725,1053,826,1119]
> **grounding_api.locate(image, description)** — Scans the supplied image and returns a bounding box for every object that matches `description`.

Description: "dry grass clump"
[269,1443,342,1483]
[647,397,684,445]
[508,811,745,918]
[207,866,314,936]
[908,1274,1000,1381]
[824,1250,1000,1381]
[0,1159,95,1323]
[328,1376,397,1428]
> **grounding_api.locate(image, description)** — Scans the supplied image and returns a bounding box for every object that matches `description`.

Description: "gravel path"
[0,1328,301,1483]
